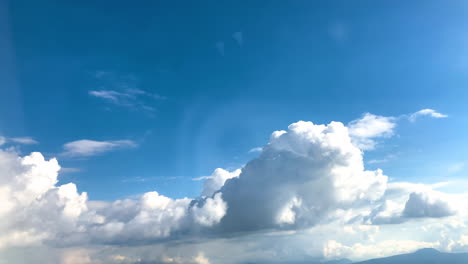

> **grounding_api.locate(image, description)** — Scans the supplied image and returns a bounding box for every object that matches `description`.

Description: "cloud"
[403,191,456,218]
[89,72,165,113]
[408,109,448,122]
[248,147,263,153]
[9,137,39,145]
[218,121,388,232]
[198,168,241,197]
[0,115,467,263]
[232,31,243,46]
[323,239,438,261]
[348,113,396,150]
[62,139,137,157]
[0,136,39,145]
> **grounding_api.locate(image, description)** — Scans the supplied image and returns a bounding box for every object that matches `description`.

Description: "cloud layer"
[0,111,465,263]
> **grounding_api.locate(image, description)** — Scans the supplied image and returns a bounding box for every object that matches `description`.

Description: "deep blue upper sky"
[1,0,467,200]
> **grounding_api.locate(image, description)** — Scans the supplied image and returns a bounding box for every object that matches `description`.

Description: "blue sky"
[1,0,468,202]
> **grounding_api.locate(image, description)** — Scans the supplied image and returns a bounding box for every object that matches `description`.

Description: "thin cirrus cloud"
[89,71,166,113]
[61,139,137,158]
[89,88,165,112]
[0,136,38,145]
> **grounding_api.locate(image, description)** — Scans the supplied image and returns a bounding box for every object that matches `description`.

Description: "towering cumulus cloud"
[219,121,388,231]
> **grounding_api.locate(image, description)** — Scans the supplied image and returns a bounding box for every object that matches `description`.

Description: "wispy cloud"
[60,167,81,173]
[367,154,397,164]
[61,139,137,158]
[0,136,38,145]
[89,71,166,113]
[248,147,263,153]
[408,109,448,122]
[232,31,243,46]
[448,162,465,174]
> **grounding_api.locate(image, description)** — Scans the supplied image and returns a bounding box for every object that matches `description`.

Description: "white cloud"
[89,72,165,113]
[348,113,396,150]
[198,168,241,197]
[323,239,439,261]
[0,136,39,145]
[62,139,137,157]
[408,109,448,122]
[0,115,467,263]
[219,121,388,232]
[248,147,263,153]
[9,137,39,145]
[403,191,456,218]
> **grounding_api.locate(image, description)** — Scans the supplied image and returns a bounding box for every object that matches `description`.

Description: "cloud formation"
[89,72,165,113]
[0,112,465,263]
[408,109,448,122]
[348,113,396,150]
[62,139,137,157]
[0,136,38,145]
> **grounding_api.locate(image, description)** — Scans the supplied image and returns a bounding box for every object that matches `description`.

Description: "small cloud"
[408,109,448,122]
[89,72,166,114]
[60,167,81,174]
[367,154,397,164]
[215,41,225,56]
[348,113,396,150]
[9,137,39,145]
[448,162,465,174]
[0,136,39,145]
[61,139,137,158]
[192,175,212,181]
[232,31,243,46]
[248,147,263,153]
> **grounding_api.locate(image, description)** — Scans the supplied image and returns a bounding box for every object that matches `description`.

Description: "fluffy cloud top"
[219,121,388,232]
[348,113,396,150]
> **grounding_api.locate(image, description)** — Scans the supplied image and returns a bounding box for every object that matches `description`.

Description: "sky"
[1,0,468,263]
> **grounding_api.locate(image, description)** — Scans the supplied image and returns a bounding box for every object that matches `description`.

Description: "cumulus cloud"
[408,109,448,122]
[196,168,241,197]
[348,113,396,150]
[403,191,456,218]
[219,121,388,232]
[62,139,137,157]
[0,149,225,251]
[0,115,466,263]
